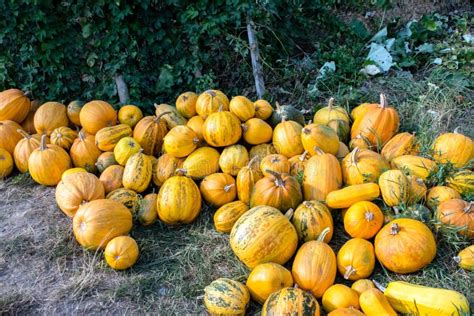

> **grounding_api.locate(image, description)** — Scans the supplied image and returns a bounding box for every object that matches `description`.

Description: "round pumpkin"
[437,199,473,238]
[247,263,293,304]
[122,151,152,193]
[322,284,360,313]
[163,125,199,157]
[301,123,339,156]
[154,103,187,128]
[269,103,305,127]
[99,165,124,194]
[213,201,249,233]
[133,114,168,156]
[260,154,290,177]
[203,110,242,147]
[273,119,304,158]
[0,89,31,123]
[186,115,204,141]
[289,151,309,176]
[446,170,473,196]
[379,169,409,206]
[95,151,117,173]
[94,124,132,151]
[118,105,143,128]
[313,97,350,125]
[196,89,230,119]
[454,245,474,271]
[219,144,248,176]
[0,120,23,155]
[236,157,263,204]
[303,149,342,201]
[426,186,461,210]
[0,148,13,179]
[343,201,384,239]
[262,287,320,316]
[432,131,473,168]
[391,155,437,180]
[13,130,41,173]
[33,102,69,135]
[242,117,273,145]
[106,188,139,212]
[176,92,198,118]
[70,131,102,173]
[200,173,236,207]
[178,146,220,180]
[104,236,139,270]
[79,100,117,135]
[204,278,249,316]
[381,132,419,161]
[254,99,273,120]
[66,100,84,126]
[291,200,333,243]
[337,238,375,280]
[152,153,184,187]
[229,95,255,121]
[114,136,141,166]
[50,126,78,150]
[351,279,375,295]
[341,147,389,185]
[61,167,87,180]
[137,193,158,226]
[73,199,132,249]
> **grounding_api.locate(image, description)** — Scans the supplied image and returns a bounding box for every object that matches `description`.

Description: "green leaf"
[82,24,92,38]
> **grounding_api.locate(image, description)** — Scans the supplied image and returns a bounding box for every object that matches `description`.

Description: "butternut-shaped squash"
[359,288,396,316]
[326,183,380,209]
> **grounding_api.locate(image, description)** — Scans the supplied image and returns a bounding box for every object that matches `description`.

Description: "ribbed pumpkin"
[269,103,305,127]
[200,173,236,207]
[122,151,152,193]
[360,288,397,316]
[196,89,230,119]
[236,157,263,204]
[94,124,132,151]
[203,110,242,147]
[28,135,71,186]
[118,105,143,128]
[33,102,68,135]
[249,143,277,162]
[378,169,409,207]
[50,126,77,150]
[426,185,461,210]
[454,245,474,271]
[99,165,124,194]
[303,149,342,201]
[351,279,375,295]
[204,278,249,316]
[213,201,249,233]
[343,201,384,239]
[0,120,24,155]
[262,287,320,316]
[0,148,13,179]
[374,218,436,273]
[70,131,102,173]
[273,119,304,158]
[289,151,309,176]
[351,102,373,122]
[326,183,380,209]
[79,100,117,135]
[152,153,183,187]
[254,99,273,120]
[157,175,201,225]
[13,130,41,173]
[66,100,84,126]
[291,200,333,243]
[250,171,302,211]
[229,95,255,121]
[163,125,199,157]
[0,89,31,123]
[328,308,365,316]
[246,263,293,304]
[242,117,273,145]
[55,172,105,217]
[95,151,117,173]
[292,228,336,298]
[301,123,339,156]
[322,284,360,313]
[178,146,220,180]
[176,92,198,118]
[407,176,427,204]
[313,97,350,125]
[432,131,473,168]
[337,238,375,280]
[341,148,389,185]
[391,155,437,180]
[73,199,132,249]
[106,188,139,212]
[137,193,158,226]
[62,167,87,180]
[154,103,187,128]
[437,199,473,238]
[446,170,473,196]
[114,136,141,166]
[351,94,400,148]
[104,236,139,270]
[186,115,204,141]
[21,110,36,134]
[260,154,290,177]
[219,144,248,176]
[133,113,169,156]
[381,132,419,161]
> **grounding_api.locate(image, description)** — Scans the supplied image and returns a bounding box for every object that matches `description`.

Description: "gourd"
[213,201,249,233]
[273,119,304,157]
[254,99,273,120]
[289,151,309,176]
[0,88,31,123]
[351,279,375,295]
[378,169,409,207]
[94,124,132,151]
[0,120,24,155]
[230,206,297,268]
[374,219,436,273]
[219,144,248,176]
[114,137,141,166]
[229,95,255,121]
[133,113,169,156]
[250,170,302,211]
[118,105,143,128]
[313,97,350,125]
[292,228,336,298]
[359,289,397,316]
[437,199,473,238]
[55,172,105,217]
[381,132,419,161]
[157,176,201,225]
[152,153,183,187]
[260,154,290,177]
[204,278,249,316]
[33,101,69,135]
[454,245,474,271]
[186,115,204,141]
[341,148,389,185]
[326,183,380,209]
[66,100,84,126]
[343,201,383,239]
[200,173,236,207]
[72,199,132,249]
[322,284,360,313]
[106,188,139,212]
[236,157,263,204]
[13,129,41,173]
[99,165,124,194]
[203,110,242,147]
[301,123,339,156]
[61,167,87,180]
[269,103,305,127]
[70,131,102,173]
[262,287,320,316]
[154,103,187,128]
[241,118,273,145]
[426,186,461,210]
[178,146,220,180]
[249,143,277,163]
[303,149,342,201]
[104,236,139,270]
[407,175,427,204]
[122,151,152,193]
[446,170,473,196]
[291,200,333,242]
[50,126,78,150]
[246,263,293,304]
[195,89,230,119]
[137,193,158,226]
[328,308,364,316]
[163,125,199,157]
[0,148,13,179]
[391,155,437,180]
[176,92,198,118]
[28,135,71,186]
[79,100,117,135]
[95,151,117,173]
[432,130,473,167]
[336,238,375,280]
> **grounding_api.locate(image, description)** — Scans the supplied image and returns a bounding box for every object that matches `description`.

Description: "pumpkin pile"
[0,88,473,314]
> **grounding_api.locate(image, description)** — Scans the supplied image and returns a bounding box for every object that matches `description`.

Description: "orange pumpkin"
[291,200,333,243]
[152,153,184,187]
[33,102,69,135]
[242,117,273,145]
[337,238,375,280]
[0,120,24,155]
[66,100,84,126]
[50,126,78,150]
[200,173,236,207]
[303,149,342,201]
[273,119,304,157]
[0,148,13,179]
[99,165,124,194]
[163,125,199,157]
[381,132,419,161]
[236,157,263,204]
[70,131,102,173]
[432,131,473,168]
[301,123,339,156]
[104,236,139,270]
[229,95,255,121]
[13,130,41,173]
[288,150,309,176]
[0,89,31,123]
[426,186,461,210]
[437,199,473,238]
[79,100,117,135]
[176,92,198,118]
[118,105,143,128]
[254,99,273,120]
[186,115,204,141]
[341,147,389,185]
[203,110,242,147]
[246,263,293,304]
[195,89,230,119]
[133,113,169,156]
[260,154,290,177]
[343,201,384,239]
[322,284,360,313]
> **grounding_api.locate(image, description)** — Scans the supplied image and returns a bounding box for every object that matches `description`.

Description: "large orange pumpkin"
[343,201,383,239]
[437,199,473,238]
[133,113,169,156]
[13,130,41,173]
[432,131,473,168]
[203,110,242,147]
[0,89,31,123]
[0,120,24,155]
[33,102,69,135]
[70,131,102,173]
[195,89,230,119]
[303,149,342,201]
[336,238,375,280]
[0,148,13,179]
[246,263,294,304]
[200,173,236,207]
[291,200,334,243]
[99,165,124,194]
[301,123,339,156]
[79,100,117,135]
[341,147,389,185]
[273,119,304,158]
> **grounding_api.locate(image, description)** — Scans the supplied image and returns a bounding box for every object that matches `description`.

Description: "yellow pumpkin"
[200,173,236,207]
[454,245,474,271]
[303,149,342,201]
[79,100,117,135]
[322,284,360,313]
[359,288,397,316]
[328,308,364,316]
[313,97,350,125]
[273,120,304,157]
[0,148,13,179]
[341,148,389,185]
[432,131,473,168]
[407,175,427,204]
[437,199,473,238]
[104,236,139,270]
[254,99,273,120]
[236,157,263,204]
[301,123,339,156]
[337,238,375,280]
[13,130,41,173]
[242,117,273,145]
[291,200,333,242]
[176,92,198,118]
[0,89,31,123]
[70,131,102,173]
[260,154,290,177]
[133,114,168,156]
[152,153,184,187]
[50,126,78,150]
[381,132,419,161]
[196,89,230,119]
[114,136,141,166]
[288,151,309,176]
[349,134,372,151]
[66,100,84,126]
[336,141,350,160]
[163,125,199,157]
[137,193,158,226]
[95,151,117,173]
[20,110,37,134]
[204,278,249,316]
[186,115,204,141]
[446,170,473,196]
[351,103,373,121]
[213,201,249,233]
[378,169,409,206]
[154,103,187,129]
[246,263,293,304]
[203,110,242,147]
[99,165,124,194]
[262,287,321,316]
[219,144,248,176]
[94,124,132,151]
[326,183,380,209]
[33,101,69,135]
[178,146,220,180]
[106,188,139,212]
[118,105,143,128]
[426,185,461,210]
[229,95,255,121]
[351,279,375,295]
[61,167,87,180]
[249,143,277,163]
[343,201,383,239]
[391,155,437,180]
[327,119,350,143]
[122,151,152,193]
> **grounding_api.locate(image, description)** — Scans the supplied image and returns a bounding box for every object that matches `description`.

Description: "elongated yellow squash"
[326,183,380,209]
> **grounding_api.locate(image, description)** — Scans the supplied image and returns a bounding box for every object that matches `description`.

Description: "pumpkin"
[0,148,13,179]
[381,132,419,161]
[219,144,248,176]
[390,155,437,180]
[291,200,333,242]
[195,89,230,119]
[262,287,320,316]
[203,110,242,147]
[349,134,372,151]
[313,98,350,125]
[138,193,158,226]
[122,151,152,193]
[176,92,198,118]
[61,167,87,180]
[200,173,236,207]
[446,170,473,196]
[327,119,350,142]
[79,100,117,135]
[432,131,473,168]
[104,236,139,270]
[326,183,380,209]
[133,113,169,156]
[204,278,249,316]
[163,125,199,157]
[289,151,309,176]
[178,146,220,180]
[114,136,141,166]
[152,153,183,187]
[454,245,474,271]
[99,165,124,194]
[351,94,400,148]
[13,129,41,173]
[343,201,383,239]
[118,105,143,128]
[374,218,436,273]
[303,149,342,201]
[95,151,117,173]
[337,238,375,280]
[292,228,336,298]
[66,100,84,126]
[254,99,273,120]
[0,89,31,123]
[94,124,132,151]
[28,135,71,185]
[157,176,201,225]
[260,154,290,177]
[322,284,360,313]
[21,110,36,134]
[341,148,389,185]
[229,95,255,121]
[154,103,187,128]
[230,206,297,268]
[249,143,277,163]
[236,157,263,204]
[407,176,427,204]
[378,169,409,207]
[0,120,24,155]
[72,199,132,249]
[437,199,473,238]
[351,279,375,295]
[328,308,364,316]
[70,131,102,173]
[50,126,77,150]
[359,289,397,316]
[350,102,373,121]
[33,102,68,135]
[273,119,304,158]
[336,142,350,160]
[426,186,461,210]
[55,172,105,217]
[106,188,139,212]
[242,118,273,145]
[186,115,204,141]
[269,102,305,127]
[213,201,249,233]
[250,171,303,211]
[246,263,293,304]
[301,123,339,156]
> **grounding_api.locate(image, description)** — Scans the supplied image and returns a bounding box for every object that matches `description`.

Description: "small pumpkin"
[122,151,152,193]
[213,200,249,233]
[104,236,139,270]
[133,113,169,156]
[95,151,117,173]
[454,245,474,271]
[154,103,187,129]
[138,193,158,226]
[322,284,360,313]
[246,263,293,304]
[70,131,102,173]
[432,130,473,168]
[219,144,248,176]
[343,201,384,239]
[379,169,409,207]
[79,100,117,135]
[249,143,277,163]
[118,105,143,128]
[0,120,24,155]
[260,154,290,177]
[262,287,321,316]
[303,149,342,201]
[178,146,220,180]
[203,110,242,147]
[0,148,13,179]
[152,153,184,187]
[301,123,339,156]
[13,129,41,173]
[446,170,473,196]
[326,183,380,209]
[195,89,230,119]
[200,173,236,207]
[313,97,350,125]
[94,124,132,151]
[236,157,263,204]
[61,167,87,180]
[241,117,273,145]
[407,176,427,204]
[186,115,204,141]
[176,92,198,118]
[66,100,84,126]
[0,89,31,123]
[254,99,273,120]
[288,151,309,176]
[204,278,249,316]
[99,165,124,194]
[337,238,375,280]
[106,188,139,212]
[291,200,333,243]
[269,102,305,127]
[341,147,389,185]
[230,95,255,121]
[273,119,304,158]
[50,126,78,150]
[359,288,397,316]
[437,199,473,238]
[351,279,375,295]
[390,155,437,180]
[114,136,141,166]
[163,125,199,157]
[426,186,461,210]
[381,132,419,161]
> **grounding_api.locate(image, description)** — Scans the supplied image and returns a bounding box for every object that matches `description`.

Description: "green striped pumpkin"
[106,188,139,213]
[262,287,320,316]
[204,278,250,316]
[122,151,152,193]
[95,123,133,151]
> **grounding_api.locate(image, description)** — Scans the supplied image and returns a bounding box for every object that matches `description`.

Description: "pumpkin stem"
[241,123,248,133]
[206,90,217,97]
[192,137,200,145]
[313,146,324,155]
[275,101,281,112]
[453,256,461,264]
[364,211,374,221]
[390,222,400,235]
[265,169,284,187]
[218,104,223,112]
[247,156,259,168]
[24,90,31,97]
[453,126,460,134]
[175,168,187,175]
[223,183,235,192]
[78,131,85,142]
[350,147,360,165]
[328,97,335,110]
[285,208,294,220]
[344,265,356,279]
[463,202,473,213]
[299,150,308,162]
[302,127,311,135]
[156,111,172,120]
[17,129,31,139]
[379,93,388,108]
[303,201,312,208]
[317,227,330,242]
[39,134,48,151]
[372,280,386,293]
